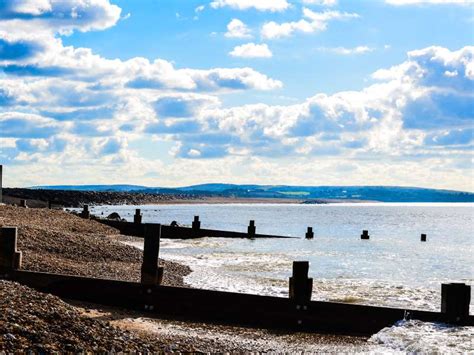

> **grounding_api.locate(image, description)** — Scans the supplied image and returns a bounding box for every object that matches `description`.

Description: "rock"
[106,212,121,221]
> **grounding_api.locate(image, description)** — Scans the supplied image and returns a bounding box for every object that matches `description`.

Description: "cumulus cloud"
[210,0,290,12]
[0,0,286,178]
[0,0,472,191]
[225,19,252,38]
[0,0,121,34]
[0,112,63,138]
[0,2,282,95]
[127,62,282,91]
[153,46,473,166]
[153,94,219,118]
[261,8,359,39]
[229,43,273,58]
[146,119,202,135]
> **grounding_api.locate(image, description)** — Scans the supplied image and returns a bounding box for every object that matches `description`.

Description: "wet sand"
[75,303,372,353]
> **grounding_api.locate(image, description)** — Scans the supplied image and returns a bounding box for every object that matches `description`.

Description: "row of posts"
[80,206,143,223]
[149,212,430,241]
[288,260,470,323]
[0,226,470,323]
[9,199,58,209]
[307,228,428,241]
[78,206,432,242]
[360,230,427,242]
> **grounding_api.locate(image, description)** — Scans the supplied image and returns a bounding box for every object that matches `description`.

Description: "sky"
[0,0,473,191]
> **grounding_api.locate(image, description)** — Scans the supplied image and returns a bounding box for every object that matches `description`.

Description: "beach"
[0,204,370,352]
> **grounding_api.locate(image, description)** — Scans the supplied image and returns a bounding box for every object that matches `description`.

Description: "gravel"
[0,205,190,286]
[0,280,202,352]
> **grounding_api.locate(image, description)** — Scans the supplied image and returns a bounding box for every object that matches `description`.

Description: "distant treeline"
[28,184,474,203]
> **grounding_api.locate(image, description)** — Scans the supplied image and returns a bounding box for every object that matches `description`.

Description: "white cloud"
[225,19,252,38]
[229,43,273,58]
[261,8,359,39]
[444,70,458,77]
[195,5,205,12]
[188,149,202,157]
[386,0,472,5]
[0,32,282,93]
[318,46,374,55]
[0,0,122,34]
[303,0,338,6]
[0,112,64,139]
[12,0,52,15]
[210,0,290,12]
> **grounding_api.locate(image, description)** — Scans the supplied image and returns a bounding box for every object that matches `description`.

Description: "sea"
[89,202,474,353]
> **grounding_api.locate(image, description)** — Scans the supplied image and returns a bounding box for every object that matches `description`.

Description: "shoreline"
[103,196,381,205]
[0,204,370,352]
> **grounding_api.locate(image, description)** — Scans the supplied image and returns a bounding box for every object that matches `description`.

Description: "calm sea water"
[90,203,474,353]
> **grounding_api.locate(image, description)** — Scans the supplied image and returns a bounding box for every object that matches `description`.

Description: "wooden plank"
[162,225,294,239]
[95,219,295,239]
[4,270,472,335]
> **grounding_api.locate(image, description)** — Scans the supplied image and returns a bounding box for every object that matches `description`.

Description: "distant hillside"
[28,184,474,203]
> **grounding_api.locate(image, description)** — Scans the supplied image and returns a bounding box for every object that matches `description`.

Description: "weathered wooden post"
[305,227,314,239]
[134,209,142,224]
[421,233,427,242]
[0,164,2,204]
[0,227,22,274]
[192,216,200,231]
[289,261,313,303]
[361,230,370,240]
[141,224,163,285]
[48,201,52,209]
[441,283,471,323]
[20,199,27,208]
[248,220,256,238]
[80,205,90,219]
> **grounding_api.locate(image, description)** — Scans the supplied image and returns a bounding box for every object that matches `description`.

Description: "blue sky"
[0,0,473,190]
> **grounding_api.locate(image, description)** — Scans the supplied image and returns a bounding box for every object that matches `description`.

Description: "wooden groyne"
[88,207,295,239]
[1,225,472,336]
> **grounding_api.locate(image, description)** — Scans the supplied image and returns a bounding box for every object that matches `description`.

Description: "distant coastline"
[4,187,372,207]
[4,187,473,208]
[5,183,474,206]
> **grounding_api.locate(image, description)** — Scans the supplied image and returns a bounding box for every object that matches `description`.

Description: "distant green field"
[277,191,310,196]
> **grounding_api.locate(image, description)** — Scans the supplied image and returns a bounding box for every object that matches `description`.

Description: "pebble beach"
[0,204,370,352]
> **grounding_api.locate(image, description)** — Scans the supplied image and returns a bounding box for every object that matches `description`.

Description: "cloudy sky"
[0,0,473,190]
